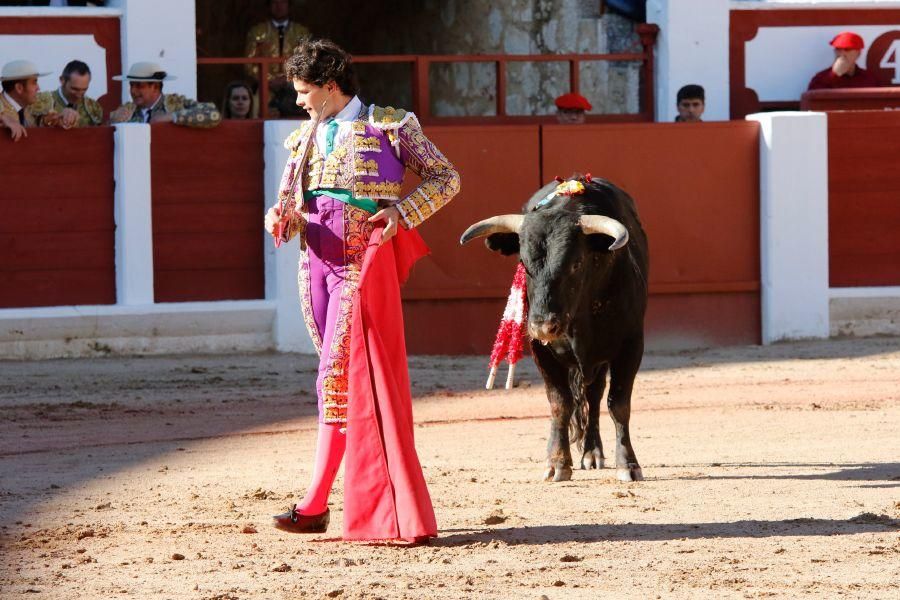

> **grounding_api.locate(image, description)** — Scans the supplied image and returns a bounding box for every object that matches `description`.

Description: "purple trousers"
[299,194,373,425]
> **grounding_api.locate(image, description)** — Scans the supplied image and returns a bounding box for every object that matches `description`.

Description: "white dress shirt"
[314,95,362,155]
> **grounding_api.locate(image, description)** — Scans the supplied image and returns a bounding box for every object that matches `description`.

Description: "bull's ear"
[485,232,520,256]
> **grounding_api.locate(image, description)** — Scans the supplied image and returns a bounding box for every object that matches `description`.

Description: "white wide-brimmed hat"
[112,61,177,82]
[0,60,51,82]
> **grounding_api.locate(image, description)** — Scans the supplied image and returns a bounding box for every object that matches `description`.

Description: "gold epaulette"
[163,94,189,113]
[30,91,55,117]
[84,96,103,124]
[283,121,313,151]
[369,105,414,130]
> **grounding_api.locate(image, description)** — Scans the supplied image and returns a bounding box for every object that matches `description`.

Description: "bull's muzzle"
[529,315,563,343]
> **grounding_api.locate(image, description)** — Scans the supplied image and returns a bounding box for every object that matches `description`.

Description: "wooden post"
[496,60,507,117]
[637,23,660,122]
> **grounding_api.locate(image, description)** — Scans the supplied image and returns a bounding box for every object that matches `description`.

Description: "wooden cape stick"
[273,97,329,248]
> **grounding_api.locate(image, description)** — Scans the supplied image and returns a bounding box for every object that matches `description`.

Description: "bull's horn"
[459,215,524,245]
[579,215,629,251]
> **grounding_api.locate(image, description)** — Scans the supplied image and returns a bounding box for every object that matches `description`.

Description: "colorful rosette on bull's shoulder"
[487,262,529,390]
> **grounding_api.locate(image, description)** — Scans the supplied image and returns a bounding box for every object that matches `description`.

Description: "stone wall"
[196,0,643,117]
[383,0,644,117]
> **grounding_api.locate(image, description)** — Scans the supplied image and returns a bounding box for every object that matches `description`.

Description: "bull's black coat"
[482,176,649,482]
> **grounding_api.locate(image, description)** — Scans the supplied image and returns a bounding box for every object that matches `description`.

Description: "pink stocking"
[295,423,346,515]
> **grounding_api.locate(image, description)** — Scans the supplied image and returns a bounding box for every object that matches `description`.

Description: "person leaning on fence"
[30,60,103,128]
[808,31,883,91]
[245,0,310,117]
[0,60,50,142]
[675,84,705,122]
[554,92,591,124]
[222,80,257,119]
[108,62,221,128]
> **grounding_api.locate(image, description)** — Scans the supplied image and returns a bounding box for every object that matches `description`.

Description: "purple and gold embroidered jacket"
[276,104,460,239]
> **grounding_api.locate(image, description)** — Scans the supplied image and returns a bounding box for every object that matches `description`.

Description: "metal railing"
[198,24,659,124]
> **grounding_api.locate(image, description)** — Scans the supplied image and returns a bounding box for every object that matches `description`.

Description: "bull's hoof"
[581,448,605,470]
[543,465,573,482]
[616,465,644,482]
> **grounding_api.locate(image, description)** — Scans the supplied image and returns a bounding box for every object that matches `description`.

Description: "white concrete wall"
[107,0,198,101]
[747,111,830,344]
[0,7,120,100]
[113,123,154,305]
[646,0,730,122]
[264,120,316,354]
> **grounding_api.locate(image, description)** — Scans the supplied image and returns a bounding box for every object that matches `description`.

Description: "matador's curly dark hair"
[284,38,359,97]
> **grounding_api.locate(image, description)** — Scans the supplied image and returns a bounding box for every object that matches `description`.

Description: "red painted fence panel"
[150,121,265,302]
[828,111,900,287]
[0,128,116,308]
[542,121,761,348]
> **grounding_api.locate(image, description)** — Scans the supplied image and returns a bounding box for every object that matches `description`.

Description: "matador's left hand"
[368,206,401,244]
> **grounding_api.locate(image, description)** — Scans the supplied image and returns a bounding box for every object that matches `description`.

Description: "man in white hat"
[0,59,51,141]
[109,62,221,128]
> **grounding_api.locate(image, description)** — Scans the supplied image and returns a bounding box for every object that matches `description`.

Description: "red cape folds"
[342,226,437,542]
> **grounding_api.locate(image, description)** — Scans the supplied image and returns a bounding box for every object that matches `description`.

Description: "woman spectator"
[221,80,256,119]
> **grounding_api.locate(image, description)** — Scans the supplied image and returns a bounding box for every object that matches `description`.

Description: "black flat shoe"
[272,504,330,533]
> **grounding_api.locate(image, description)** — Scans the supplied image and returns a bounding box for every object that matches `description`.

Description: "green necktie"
[324,119,339,157]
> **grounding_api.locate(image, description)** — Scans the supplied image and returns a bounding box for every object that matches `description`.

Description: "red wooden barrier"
[828,111,900,287]
[541,121,762,349]
[401,121,761,353]
[801,88,900,111]
[150,121,265,302]
[0,128,116,308]
[401,126,542,354]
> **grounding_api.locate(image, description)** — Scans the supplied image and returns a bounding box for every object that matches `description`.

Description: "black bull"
[460,176,649,482]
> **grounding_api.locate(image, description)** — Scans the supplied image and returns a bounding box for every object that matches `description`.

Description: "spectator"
[554,92,591,124]
[245,0,310,117]
[808,31,882,90]
[222,80,257,119]
[109,62,221,128]
[0,59,50,141]
[30,60,103,128]
[675,84,705,122]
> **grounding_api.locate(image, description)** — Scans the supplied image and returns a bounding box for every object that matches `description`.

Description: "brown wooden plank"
[152,203,263,234]
[154,268,264,303]
[0,269,115,308]
[152,232,263,271]
[0,232,115,270]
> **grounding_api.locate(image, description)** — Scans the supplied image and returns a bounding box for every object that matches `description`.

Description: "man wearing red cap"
[808,31,883,90]
[555,92,591,124]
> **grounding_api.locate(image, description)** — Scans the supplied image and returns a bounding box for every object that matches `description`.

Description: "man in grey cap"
[109,61,220,128]
[0,59,51,141]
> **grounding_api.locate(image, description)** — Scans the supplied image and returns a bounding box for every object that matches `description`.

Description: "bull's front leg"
[581,367,608,470]
[533,344,575,482]
[608,338,644,482]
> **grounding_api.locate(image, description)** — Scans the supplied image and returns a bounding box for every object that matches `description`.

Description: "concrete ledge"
[0,301,276,359]
[830,295,900,338]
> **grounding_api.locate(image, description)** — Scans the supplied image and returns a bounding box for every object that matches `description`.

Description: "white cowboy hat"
[112,61,177,82]
[0,60,52,82]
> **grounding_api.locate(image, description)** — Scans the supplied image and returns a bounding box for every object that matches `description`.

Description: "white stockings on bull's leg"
[581,369,608,470]
[608,339,644,482]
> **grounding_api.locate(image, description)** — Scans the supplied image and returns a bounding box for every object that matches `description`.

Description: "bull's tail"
[568,369,589,451]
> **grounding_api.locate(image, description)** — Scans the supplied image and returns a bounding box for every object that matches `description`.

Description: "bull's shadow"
[656,461,900,486]
[433,514,900,547]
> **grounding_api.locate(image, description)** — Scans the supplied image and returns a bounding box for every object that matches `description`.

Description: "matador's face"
[293,79,337,120]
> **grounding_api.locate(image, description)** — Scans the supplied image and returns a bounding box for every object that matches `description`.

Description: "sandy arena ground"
[0,337,898,599]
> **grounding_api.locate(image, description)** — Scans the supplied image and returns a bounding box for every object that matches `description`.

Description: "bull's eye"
[570,259,583,273]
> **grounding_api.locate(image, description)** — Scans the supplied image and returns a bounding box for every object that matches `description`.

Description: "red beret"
[830,31,864,50]
[555,92,592,111]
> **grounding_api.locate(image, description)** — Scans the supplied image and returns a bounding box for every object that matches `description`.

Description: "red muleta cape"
[342,225,437,542]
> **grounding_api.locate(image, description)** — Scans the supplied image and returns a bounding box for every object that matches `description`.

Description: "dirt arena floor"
[1,337,898,599]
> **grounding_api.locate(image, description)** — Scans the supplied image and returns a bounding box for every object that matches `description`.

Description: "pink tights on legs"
[295,423,346,515]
